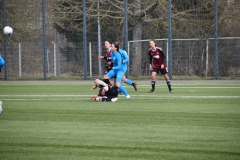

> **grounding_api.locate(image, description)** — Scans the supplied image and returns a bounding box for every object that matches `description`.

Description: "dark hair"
[113,41,120,51]
[105,39,112,44]
[150,39,157,46]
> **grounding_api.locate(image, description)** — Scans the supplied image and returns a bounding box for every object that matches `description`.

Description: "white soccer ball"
[3,26,13,35]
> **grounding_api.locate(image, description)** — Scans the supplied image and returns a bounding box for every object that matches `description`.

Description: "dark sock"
[151,79,156,91]
[166,79,172,91]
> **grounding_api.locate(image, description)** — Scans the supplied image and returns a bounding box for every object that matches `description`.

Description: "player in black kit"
[91,79,119,102]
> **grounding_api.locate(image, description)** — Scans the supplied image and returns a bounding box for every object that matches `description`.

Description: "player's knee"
[121,75,126,82]
[104,75,109,79]
[164,74,169,79]
[115,82,121,88]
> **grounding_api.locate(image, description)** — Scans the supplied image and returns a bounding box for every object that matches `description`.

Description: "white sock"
[0,101,2,114]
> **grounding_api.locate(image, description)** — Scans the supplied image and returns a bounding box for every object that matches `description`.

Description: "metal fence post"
[124,0,129,78]
[19,43,22,77]
[214,0,219,80]
[206,39,209,77]
[168,0,172,79]
[2,0,8,80]
[89,42,92,77]
[42,0,47,80]
[82,0,88,80]
[97,1,102,77]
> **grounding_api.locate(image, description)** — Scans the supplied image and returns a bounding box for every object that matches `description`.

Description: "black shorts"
[152,67,168,75]
[101,86,118,102]
[107,86,119,97]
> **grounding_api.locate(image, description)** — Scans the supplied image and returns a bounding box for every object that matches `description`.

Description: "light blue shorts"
[106,69,125,82]
[123,66,127,73]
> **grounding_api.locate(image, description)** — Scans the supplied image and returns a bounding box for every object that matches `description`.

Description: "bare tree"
[0,0,41,45]
[52,0,240,77]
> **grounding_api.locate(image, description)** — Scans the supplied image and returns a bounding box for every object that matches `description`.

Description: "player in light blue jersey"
[0,55,5,73]
[104,42,131,99]
[118,48,137,92]
[119,49,129,71]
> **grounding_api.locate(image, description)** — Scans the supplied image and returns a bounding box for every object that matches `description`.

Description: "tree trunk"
[131,0,142,77]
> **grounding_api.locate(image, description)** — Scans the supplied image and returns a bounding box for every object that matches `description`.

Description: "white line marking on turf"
[1,95,240,101]
[0,95,86,96]
[2,98,90,101]
[125,86,240,88]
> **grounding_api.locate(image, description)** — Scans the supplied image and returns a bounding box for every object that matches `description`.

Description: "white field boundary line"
[1,95,240,101]
[1,95,240,97]
[124,86,240,88]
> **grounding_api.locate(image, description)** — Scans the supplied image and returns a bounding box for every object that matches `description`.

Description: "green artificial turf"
[0,81,240,160]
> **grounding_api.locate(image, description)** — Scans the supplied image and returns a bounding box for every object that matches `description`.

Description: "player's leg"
[112,76,122,95]
[100,85,119,102]
[160,69,173,93]
[163,73,173,93]
[108,87,119,102]
[104,69,116,82]
[106,86,119,98]
[95,79,108,87]
[0,101,2,115]
[116,71,131,99]
[121,74,137,91]
[104,69,115,79]
[95,97,112,102]
[148,69,157,93]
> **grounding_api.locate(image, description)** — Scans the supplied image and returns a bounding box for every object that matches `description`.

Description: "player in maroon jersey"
[148,39,173,93]
[97,79,112,97]
[98,39,113,74]
[91,79,118,102]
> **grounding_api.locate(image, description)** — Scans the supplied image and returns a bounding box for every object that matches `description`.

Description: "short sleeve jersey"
[148,47,167,69]
[111,51,123,70]
[105,50,113,67]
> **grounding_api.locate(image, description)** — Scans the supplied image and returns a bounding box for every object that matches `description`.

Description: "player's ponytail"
[113,41,120,52]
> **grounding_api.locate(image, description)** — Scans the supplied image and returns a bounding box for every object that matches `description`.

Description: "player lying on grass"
[91,79,118,102]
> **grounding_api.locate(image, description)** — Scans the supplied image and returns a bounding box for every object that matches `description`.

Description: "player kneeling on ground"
[91,79,118,102]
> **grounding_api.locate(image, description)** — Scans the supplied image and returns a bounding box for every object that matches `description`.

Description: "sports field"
[0,80,240,160]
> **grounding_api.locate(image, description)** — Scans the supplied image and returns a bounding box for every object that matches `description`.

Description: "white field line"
[0,95,240,101]
[1,98,90,101]
[125,86,240,88]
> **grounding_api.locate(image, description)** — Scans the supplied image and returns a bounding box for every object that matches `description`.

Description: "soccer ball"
[3,26,13,35]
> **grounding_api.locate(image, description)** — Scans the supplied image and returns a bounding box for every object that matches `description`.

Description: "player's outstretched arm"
[91,85,97,90]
